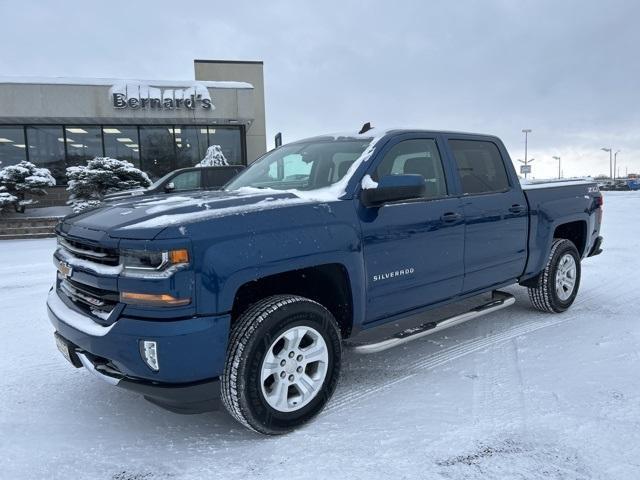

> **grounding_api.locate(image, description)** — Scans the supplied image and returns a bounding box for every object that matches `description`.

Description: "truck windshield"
[225,139,372,191]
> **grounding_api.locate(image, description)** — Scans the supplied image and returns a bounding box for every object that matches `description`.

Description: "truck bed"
[520,178,601,281]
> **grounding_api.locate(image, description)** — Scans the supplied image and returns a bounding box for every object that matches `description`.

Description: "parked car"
[47,128,603,435]
[103,165,245,201]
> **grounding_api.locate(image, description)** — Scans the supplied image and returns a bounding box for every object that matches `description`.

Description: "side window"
[170,170,201,191]
[374,139,448,199]
[204,168,241,188]
[449,140,510,195]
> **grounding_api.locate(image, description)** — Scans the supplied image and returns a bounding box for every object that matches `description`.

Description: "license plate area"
[54,332,83,368]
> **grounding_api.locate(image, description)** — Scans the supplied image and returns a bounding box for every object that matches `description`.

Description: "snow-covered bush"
[0,186,18,213]
[197,145,229,167]
[0,161,56,212]
[66,157,151,212]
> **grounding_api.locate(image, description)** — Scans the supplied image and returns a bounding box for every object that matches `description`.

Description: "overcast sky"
[1,0,639,178]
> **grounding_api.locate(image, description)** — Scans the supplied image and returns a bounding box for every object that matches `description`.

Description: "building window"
[174,126,208,169]
[103,126,140,167]
[139,126,175,180]
[209,127,242,165]
[0,126,27,167]
[26,126,66,182]
[65,126,103,167]
[2,124,245,184]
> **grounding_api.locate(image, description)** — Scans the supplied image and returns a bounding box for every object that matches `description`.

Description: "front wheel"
[221,295,342,435]
[528,238,581,313]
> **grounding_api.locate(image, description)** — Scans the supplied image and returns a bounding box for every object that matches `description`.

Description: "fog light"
[141,340,159,371]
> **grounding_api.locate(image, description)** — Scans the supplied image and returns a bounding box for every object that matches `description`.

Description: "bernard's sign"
[110,82,214,111]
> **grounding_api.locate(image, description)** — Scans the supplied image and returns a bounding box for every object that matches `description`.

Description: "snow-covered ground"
[1,192,639,480]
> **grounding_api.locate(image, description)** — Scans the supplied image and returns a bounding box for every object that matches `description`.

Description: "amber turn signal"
[169,249,189,264]
[120,291,191,307]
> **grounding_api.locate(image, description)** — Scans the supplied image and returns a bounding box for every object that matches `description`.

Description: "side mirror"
[361,174,426,207]
[164,182,175,192]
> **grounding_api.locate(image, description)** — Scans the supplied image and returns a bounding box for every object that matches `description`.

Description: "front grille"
[58,236,119,266]
[59,278,118,317]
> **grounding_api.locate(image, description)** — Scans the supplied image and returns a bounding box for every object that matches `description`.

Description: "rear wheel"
[221,295,342,435]
[528,238,581,313]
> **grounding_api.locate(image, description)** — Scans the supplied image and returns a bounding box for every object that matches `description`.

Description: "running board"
[351,291,516,354]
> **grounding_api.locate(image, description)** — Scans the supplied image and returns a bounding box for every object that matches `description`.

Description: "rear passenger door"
[446,137,528,293]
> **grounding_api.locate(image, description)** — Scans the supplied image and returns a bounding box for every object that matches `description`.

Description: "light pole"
[521,129,532,179]
[614,150,620,181]
[522,128,531,163]
[601,147,612,179]
[552,156,561,179]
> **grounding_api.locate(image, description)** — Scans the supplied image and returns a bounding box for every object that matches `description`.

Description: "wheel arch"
[230,263,356,338]
[553,220,588,257]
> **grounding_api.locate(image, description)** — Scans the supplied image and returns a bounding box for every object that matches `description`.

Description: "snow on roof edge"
[0,76,253,89]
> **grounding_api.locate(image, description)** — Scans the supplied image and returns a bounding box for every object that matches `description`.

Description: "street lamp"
[601,147,612,179]
[552,156,561,179]
[521,129,532,179]
[614,150,620,181]
[522,129,532,162]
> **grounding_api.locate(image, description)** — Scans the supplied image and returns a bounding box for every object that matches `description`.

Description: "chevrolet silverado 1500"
[47,127,603,434]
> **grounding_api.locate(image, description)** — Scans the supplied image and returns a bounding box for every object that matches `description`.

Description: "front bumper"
[47,288,231,413]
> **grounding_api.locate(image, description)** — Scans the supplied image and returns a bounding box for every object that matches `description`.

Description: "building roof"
[0,76,253,89]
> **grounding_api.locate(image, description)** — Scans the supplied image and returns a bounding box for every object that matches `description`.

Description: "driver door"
[359,135,465,325]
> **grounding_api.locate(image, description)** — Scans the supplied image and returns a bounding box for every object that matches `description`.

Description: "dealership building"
[0,59,266,206]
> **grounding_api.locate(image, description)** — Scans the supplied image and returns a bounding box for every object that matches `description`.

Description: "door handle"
[509,204,526,214]
[441,212,463,222]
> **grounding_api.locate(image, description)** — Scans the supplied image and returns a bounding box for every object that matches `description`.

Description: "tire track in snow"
[326,314,579,415]
[326,268,637,415]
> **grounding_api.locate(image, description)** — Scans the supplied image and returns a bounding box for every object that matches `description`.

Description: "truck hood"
[61,190,315,240]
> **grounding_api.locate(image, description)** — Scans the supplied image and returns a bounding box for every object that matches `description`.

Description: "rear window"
[449,140,510,194]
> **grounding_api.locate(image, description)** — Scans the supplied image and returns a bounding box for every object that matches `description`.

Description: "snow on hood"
[64,190,315,239]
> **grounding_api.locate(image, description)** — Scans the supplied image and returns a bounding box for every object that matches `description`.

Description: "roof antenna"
[358,122,373,134]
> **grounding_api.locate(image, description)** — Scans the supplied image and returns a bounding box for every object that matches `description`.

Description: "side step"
[351,291,516,354]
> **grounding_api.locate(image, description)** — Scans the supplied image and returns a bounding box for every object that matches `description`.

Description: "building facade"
[0,59,266,206]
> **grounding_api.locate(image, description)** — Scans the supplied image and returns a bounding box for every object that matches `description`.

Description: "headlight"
[121,248,190,276]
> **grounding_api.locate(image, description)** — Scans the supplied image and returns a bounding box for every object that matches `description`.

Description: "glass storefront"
[139,126,175,180]
[0,126,27,166]
[26,126,66,181]
[209,127,243,165]
[103,126,140,167]
[0,124,244,182]
[64,126,103,168]
[175,126,209,170]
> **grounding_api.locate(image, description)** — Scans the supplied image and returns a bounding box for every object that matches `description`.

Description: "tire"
[528,238,581,313]
[221,295,342,435]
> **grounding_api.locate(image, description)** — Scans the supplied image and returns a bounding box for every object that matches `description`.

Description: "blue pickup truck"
[47,127,603,434]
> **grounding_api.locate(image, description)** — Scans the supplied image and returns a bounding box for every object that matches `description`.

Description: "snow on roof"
[0,76,253,89]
